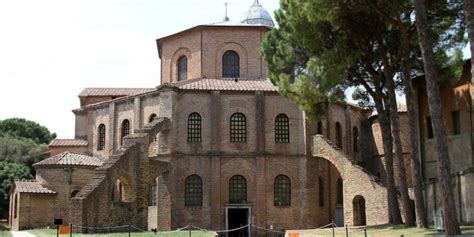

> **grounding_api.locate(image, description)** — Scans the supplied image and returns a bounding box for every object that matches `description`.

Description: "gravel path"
[10,231,35,237]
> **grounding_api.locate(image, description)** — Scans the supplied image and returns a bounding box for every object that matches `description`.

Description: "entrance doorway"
[226,207,250,237]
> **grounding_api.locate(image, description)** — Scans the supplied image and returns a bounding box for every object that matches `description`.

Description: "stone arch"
[215,42,248,79]
[170,47,192,83]
[113,176,135,203]
[311,135,388,226]
[353,195,366,226]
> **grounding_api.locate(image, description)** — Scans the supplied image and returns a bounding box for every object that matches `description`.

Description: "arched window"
[188,113,202,142]
[337,178,343,204]
[222,51,240,78]
[335,122,342,149]
[121,119,130,145]
[149,179,157,206]
[230,113,246,142]
[353,127,359,152]
[319,176,324,207]
[275,114,290,143]
[97,124,106,150]
[177,56,187,81]
[149,113,157,123]
[274,175,291,206]
[185,175,202,206]
[229,175,247,203]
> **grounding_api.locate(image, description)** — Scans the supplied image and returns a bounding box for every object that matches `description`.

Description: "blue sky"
[0,0,280,138]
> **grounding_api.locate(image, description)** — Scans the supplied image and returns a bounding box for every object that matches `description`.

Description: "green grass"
[0,230,12,237]
[290,225,474,236]
[27,228,216,237]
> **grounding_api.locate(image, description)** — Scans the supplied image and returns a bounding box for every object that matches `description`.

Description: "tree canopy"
[0,118,56,144]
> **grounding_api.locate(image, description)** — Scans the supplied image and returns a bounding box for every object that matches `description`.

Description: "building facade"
[9,0,473,234]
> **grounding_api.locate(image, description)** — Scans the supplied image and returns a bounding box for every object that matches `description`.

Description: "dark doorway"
[227,208,249,237]
[353,195,366,226]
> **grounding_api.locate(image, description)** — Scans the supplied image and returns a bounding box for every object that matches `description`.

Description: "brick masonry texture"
[9,8,474,231]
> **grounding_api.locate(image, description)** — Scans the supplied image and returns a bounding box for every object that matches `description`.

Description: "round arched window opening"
[177,56,187,81]
[222,51,240,78]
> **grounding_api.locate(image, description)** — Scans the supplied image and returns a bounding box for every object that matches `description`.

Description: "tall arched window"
[335,122,342,149]
[149,179,157,206]
[274,175,291,206]
[149,113,157,123]
[97,124,106,150]
[230,113,246,142]
[121,119,130,145]
[353,127,359,152]
[222,51,240,78]
[185,175,202,206]
[177,56,187,81]
[337,178,343,204]
[188,113,202,142]
[319,176,324,207]
[229,175,247,203]
[275,114,290,143]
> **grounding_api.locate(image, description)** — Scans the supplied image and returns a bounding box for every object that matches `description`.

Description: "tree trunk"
[464,0,474,83]
[373,91,403,225]
[386,76,415,227]
[414,0,461,234]
[398,22,428,228]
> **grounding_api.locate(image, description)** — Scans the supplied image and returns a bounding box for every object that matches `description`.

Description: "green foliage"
[0,161,32,219]
[261,0,466,120]
[0,118,54,219]
[0,118,56,144]
[0,136,48,166]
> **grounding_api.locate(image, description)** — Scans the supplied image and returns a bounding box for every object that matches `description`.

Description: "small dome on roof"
[241,0,275,27]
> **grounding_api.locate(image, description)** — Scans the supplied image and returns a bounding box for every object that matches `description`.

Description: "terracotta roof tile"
[79,88,155,97]
[34,152,104,167]
[14,180,56,194]
[49,139,88,147]
[177,78,278,92]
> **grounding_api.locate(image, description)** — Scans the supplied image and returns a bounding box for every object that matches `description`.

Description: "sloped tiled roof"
[176,78,278,92]
[49,139,88,147]
[34,152,104,167]
[14,180,56,194]
[79,88,155,97]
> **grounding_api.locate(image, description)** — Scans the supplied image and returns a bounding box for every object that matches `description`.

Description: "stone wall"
[70,118,170,230]
[311,135,389,226]
[423,168,474,224]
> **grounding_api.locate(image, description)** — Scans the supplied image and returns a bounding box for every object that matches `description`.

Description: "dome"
[241,0,275,27]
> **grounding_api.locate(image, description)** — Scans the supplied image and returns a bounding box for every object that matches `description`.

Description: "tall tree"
[465,0,474,83]
[0,118,55,144]
[414,0,461,234]
[262,0,405,223]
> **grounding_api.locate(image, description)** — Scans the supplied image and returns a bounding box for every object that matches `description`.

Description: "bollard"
[189,224,191,237]
[364,228,367,237]
[345,224,348,237]
[128,225,131,237]
[332,223,335,237]
[70,223,73,237]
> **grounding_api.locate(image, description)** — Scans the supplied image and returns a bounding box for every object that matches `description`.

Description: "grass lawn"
[0,231,12,237]
[290,225,474,236]
[27,228,216,237]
